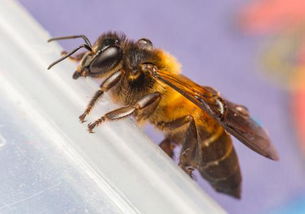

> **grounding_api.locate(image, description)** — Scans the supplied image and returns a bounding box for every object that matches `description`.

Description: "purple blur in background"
[18,0,305,213]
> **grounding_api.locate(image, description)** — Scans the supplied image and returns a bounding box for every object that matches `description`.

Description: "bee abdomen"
[198,128,242,198]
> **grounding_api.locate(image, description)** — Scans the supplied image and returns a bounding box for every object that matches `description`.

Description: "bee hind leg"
[87,92,161,133]
[178,116,199,177]
[157,116,199,177]
[159,138,177,159]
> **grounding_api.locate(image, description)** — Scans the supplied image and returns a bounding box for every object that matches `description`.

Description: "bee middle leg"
[158,116,199,177]
[87,92,161,133]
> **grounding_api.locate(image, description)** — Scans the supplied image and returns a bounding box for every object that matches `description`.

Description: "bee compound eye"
[89,46,122,74]
[137,38,153,50]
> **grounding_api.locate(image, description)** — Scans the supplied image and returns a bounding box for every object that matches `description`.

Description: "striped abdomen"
[197,125,242,198]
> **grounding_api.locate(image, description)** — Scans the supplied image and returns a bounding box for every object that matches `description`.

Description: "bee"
[48,32,279,199]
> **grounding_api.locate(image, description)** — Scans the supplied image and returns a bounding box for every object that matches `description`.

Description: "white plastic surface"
[0,1,226,213]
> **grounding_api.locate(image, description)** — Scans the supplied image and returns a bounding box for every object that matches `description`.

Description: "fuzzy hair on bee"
[48,31,279,199]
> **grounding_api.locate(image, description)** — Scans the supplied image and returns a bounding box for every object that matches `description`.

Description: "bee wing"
[152,70,279,160]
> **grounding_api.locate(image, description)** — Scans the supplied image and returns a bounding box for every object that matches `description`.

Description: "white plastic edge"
[0,1,227,213]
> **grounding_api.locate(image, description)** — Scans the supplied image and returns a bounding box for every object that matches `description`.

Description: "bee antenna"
[48,35,92,48]
[47,44,92,70]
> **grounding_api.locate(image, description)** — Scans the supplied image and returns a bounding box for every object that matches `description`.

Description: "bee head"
[47,32,125,79]
[73,32,125,79]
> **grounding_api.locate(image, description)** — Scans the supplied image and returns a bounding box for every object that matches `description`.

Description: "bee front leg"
[79,70,123,122]
[87,92,161,133]
[61,51,86,62]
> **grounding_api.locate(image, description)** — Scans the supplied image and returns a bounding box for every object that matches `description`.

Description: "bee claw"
[88,122,96,133]
[61,50,68,56]
[179,163,194,178]
[79,114,87,123]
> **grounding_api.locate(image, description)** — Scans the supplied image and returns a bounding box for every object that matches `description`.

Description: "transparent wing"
[152,70,279,160]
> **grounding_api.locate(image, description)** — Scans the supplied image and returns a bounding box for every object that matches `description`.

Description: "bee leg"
[158,116,198,177]
[88,92,161,133]
[61,51,86,62]
[178,117,198,177]
[159,138,176,159]
[79,70,123,123]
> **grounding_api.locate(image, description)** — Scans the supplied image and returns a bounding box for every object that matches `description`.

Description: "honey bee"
[48,32,279,199]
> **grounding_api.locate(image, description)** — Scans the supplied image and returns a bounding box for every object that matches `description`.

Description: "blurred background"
[17,0,305,213]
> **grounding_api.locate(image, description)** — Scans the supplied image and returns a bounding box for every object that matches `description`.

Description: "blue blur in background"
[18,0,305,213]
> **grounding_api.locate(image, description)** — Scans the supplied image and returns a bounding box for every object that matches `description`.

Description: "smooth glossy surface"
[0,1,226,214]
